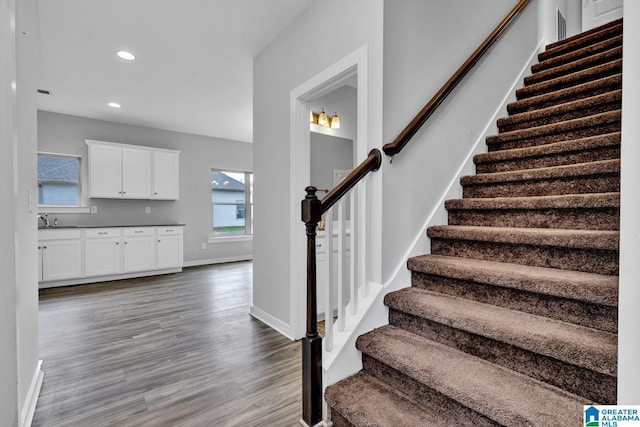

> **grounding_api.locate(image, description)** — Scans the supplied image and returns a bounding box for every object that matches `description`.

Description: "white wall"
[0,0,20,423]
[16,0,41,421]
[380,0,541,282]
[1,0,40,424]
[37,111,253,266]
[252,0,383,334]
[618,0,640,404]
[310,133,354,192]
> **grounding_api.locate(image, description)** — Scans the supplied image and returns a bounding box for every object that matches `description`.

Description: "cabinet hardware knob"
[125,242,128,244]
[158,240,161,243]
[43,246,47,249]
[316,244,322,247]
[116,242,119,245]
[155,192,158,195]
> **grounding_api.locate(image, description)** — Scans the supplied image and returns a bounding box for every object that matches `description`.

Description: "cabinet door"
[37,243,43,281]
[41,239,82,281]
[88,144,122,198]
[157,234,183,269]
[85,238,122,277]
[122,147,152,199]
[123,236,156,272]
[152,151,179,200]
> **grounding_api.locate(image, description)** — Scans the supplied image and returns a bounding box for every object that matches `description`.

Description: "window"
[38,153,81,206]
[211,170,253,237]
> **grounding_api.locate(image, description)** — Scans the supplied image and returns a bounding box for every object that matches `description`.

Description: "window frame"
[37,152,90,214]
[209,169,253,242]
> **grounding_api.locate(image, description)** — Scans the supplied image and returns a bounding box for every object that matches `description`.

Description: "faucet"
[38,213,50,228]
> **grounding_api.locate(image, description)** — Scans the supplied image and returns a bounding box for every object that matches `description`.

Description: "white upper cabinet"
[86,140,180,200]
[152,150,180,200]
[87,143,123,198]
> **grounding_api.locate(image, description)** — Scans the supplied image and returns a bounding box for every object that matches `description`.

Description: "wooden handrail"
[321,149,382,214]
[299,148,381,427]
[383,0,531,157]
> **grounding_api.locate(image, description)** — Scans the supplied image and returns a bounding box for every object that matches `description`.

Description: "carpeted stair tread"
[545,18,621,51]
[526,45,622,86]
[325,372,451,427]
[474,132,620,170]
[487,110,620,149]
[497,90,621,132]
[407,254,618,306]
[427,225,619,251]
[446,192,619,211]
[356,326,587,426]
[507,74,621,114]
[535,33,622,74]
[538,24,622,62]
[462,158,619,186]
[384,287,617,375]
[516,59,621,100]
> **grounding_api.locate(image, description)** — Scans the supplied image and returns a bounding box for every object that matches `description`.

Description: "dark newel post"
[301,186,323,427]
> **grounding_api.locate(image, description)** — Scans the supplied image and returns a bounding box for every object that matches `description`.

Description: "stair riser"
[475,146,620,173]
[361,355,500,426]
[488,122,621,152]
[507,77,621,114]
[516,62,621,100]
[462,175,620,198]
[410,272,617,333]
[447,207,619,231]
[526,47,622,86]
[537,33,622,65]
[498,100,621,133]
[388,310,617,404]
[429,238,619,275]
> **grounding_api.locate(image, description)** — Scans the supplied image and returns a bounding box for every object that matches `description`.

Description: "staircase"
[325,19,621,426]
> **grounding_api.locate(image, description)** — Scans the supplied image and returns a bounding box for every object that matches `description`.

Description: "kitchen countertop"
[38,224,185,230]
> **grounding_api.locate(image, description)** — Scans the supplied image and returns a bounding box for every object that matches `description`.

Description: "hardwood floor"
[33,262,303,426]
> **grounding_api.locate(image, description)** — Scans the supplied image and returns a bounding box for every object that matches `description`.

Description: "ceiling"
[37,0,314,143]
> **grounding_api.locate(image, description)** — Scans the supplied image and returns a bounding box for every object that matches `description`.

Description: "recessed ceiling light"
[116,50,135,61]
[107,102,121,108]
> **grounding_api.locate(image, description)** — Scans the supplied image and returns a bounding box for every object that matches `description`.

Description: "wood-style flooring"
[33,262,302,426]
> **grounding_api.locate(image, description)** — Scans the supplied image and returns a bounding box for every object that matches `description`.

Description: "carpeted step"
[507,74,621,114]
[487,110,620,151]
[498,90,621,132]
[407,254,618,332]
[516,59,621,100]
[526,45,621,86]
[462,159,620,198]
[544,18,621,51]
[356,326,588,426]
[445,192,619,230]
[325,372,458,427]
[535,33,622,75]
[475,132,620,173]
[385,287,617,403]
[538,23,622,63]
[427,225,619,275]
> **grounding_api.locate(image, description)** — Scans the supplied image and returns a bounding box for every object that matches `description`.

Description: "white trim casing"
[289,45,370,340]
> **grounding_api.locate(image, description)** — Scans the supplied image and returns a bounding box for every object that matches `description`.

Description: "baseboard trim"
[39,268,183,289]
[21,360,43,427]
[249,305,294,340]
[183,255,253,268]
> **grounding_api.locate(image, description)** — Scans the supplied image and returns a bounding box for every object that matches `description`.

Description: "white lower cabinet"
[39,229,83,282]
[38,225,183,287]
[123,228,156,273]
[157,227,183,269]
[85,228,122,277]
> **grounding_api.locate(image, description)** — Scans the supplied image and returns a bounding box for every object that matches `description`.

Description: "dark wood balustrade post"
[301,186,323,427]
